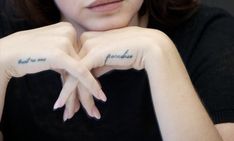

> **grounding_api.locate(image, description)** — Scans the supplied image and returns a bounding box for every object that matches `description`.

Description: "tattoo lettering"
[104,49,133,65]
[18,57,47,64]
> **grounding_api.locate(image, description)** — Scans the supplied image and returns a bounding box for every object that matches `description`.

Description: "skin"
[0,0,234,140]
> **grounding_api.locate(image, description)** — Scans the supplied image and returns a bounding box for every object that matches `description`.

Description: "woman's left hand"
[55,26,225,141]
[79,26,171,73]
[56,26,174,119]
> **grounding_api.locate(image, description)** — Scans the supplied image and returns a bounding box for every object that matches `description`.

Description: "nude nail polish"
[92,106,101,119]
[98,90,107,102]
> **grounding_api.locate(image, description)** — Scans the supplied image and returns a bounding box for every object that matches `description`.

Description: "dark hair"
[3,0,200,27]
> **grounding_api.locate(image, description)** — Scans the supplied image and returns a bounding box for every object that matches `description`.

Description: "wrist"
[144,31,175,73]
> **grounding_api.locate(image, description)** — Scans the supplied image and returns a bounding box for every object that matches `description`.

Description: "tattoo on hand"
[104,49,133,65]
[18,57,47,64]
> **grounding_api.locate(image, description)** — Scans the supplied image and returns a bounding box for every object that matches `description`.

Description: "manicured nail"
[98,90,107,102]
[53,100,62,110]
[92,106,101,119]
[67,111,74,120]
[63,110,68,122]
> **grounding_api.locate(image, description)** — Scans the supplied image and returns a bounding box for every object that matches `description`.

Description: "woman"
[0,0,234,140]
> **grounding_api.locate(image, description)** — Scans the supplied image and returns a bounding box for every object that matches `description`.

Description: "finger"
[53,75,78,109]
[50,52,106,101]
[77,84,101,119]
[80,48,135,71]
[63,91,80,121]
[92,66,114,78]
[58,69,66,85]
[58,73,80,121]
[54,74,106,110]
[74,87,81,113]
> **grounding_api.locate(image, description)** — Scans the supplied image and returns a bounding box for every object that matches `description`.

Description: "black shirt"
[1,5,234,141]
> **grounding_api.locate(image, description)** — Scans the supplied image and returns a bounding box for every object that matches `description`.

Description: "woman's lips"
[87,0,123,12]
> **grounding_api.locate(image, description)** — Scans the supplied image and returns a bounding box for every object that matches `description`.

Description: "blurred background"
[203,0,234,15]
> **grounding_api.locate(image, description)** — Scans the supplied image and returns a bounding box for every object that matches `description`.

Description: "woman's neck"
[129,13,148,28]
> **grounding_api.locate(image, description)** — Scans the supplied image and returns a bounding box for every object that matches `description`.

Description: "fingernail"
[53,101,61,110]
[92,106,101,119]
[67,111,74,120]
[54,102,59,110]
[63,116,68,122]
[98,90,107,102]
[63,110,68,122]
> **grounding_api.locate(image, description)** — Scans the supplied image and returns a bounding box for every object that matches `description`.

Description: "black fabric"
[148,6,234,124]
[1,5,234,141]
[203,0,234,15]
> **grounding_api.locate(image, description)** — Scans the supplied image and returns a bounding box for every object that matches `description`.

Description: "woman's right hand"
[0,22,106,122]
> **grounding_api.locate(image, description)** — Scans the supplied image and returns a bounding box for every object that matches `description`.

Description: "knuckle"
[60,22,77,39]
[82,39,95,52]
[64,23,76,33]
[129,26,138,30]
[59,37,72,48]
[59,22,73,28]
[77,66,89,77]
[80,32,92,44]
[86,48,99,62]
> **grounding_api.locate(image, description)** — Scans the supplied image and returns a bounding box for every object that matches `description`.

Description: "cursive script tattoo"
[104,49,133,65]
[18,57,47,64]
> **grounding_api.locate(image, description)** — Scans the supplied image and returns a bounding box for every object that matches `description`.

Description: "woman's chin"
[84,20,130,31]
[86,24,126,31]
[89,25,127,31]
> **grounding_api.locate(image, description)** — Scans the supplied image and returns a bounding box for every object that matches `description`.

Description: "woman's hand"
[0,22,106,122]
[55,26,223,141]
[75,26,223,141]
[55,26,170,117]
[79,27,159,71]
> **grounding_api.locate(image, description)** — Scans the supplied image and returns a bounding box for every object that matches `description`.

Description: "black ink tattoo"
[104,49,133,65]
[18,57,47,64]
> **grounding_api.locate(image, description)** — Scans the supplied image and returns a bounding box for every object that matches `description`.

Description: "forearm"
[0,41,5,141]
[145,43,223,141]
[0,83,6,122]
[0,40,7,122]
